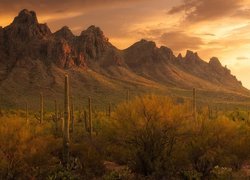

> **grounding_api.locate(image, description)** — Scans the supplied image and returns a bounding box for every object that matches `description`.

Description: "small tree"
[110,95,191,178]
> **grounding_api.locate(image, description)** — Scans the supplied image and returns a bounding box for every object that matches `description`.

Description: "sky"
[0,0,250,89]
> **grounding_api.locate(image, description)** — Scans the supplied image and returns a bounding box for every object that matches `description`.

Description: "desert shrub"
[227,121,250,170]
[105,95,192,178]
[103,167,134,180]
[186,113,247,179]
[0,114,106,179]
[0,116,61,179]
[70,142,105,179]
[210,166,233,179]
[0,95,249,179]
[101,95,250,179]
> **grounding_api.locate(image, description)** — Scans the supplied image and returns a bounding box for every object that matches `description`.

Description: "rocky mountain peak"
[54,26,75,41]
[80,25,108,41]
[185,50,199,60]
[128,39,157,52]
[85,25,103,34]
[159,46,174,55]
[13,9,38,25]
[5,9,51,40]
[209,57,222,67]
[77,25,111,60]
[139,39,156,47]
[177,53,183,59]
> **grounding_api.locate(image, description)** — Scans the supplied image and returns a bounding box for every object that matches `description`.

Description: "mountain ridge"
[0,9,249,108]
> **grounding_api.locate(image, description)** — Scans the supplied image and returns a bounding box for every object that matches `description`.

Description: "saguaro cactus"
[70,97,75,133]
[193,88,197,122]
[54,100,58,132]
[35,93,44,123]
[40,92,44,123]
[88,97,93,138]
[26,102,29,124]
[78,106,82,123]
[63,74,70,164]
[84,109,88,132]
[108,102,111,118]
[248,111,250,123]
[0,107,3,117]
[215,106,219,118]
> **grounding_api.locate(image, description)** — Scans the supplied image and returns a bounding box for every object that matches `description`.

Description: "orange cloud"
[168,0,243,22]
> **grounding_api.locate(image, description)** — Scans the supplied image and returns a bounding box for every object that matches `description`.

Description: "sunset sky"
[1,0,250,88]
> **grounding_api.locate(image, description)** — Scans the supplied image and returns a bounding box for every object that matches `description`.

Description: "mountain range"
[0,9,249,109]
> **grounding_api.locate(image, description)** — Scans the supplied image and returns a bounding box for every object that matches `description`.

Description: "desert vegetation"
[0,75,249,180]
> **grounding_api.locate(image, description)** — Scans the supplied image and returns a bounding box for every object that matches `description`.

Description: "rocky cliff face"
[123,39,243,90]
[77,26,111,60]
[0,9,248,107]
[7,9,51,40]
[54,26,75,42]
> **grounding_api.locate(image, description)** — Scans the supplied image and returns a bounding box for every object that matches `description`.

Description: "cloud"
[158,31,204,51]
[237,56,250,60]
[234,8,250,18]
[0,0,151,25]
[168,0,243,23]
[199,33,216,36]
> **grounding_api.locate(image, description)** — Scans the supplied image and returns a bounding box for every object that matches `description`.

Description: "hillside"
[0,9,249,109]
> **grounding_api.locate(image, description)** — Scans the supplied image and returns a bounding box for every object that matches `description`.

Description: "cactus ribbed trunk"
[55,100,58,132]
[215,106,218,118]
[70,97,74,133]
[88,97,93,138]
[78,107,82,123]
[63,74,70,164]
[40,93,44,124]
[108,102,111,118]
[84,109,88,132]
[0,107,2,117]
[26,102,28,124]
[193,88,197,122]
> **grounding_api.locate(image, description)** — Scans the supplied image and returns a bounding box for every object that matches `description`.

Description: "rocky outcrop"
[185,50,200,61]
[209,57,222,67]
[77,25,112,61]
[124,39,166,68]
[5,9,51,40]
[48,39,86,69]
[54,26,75,42]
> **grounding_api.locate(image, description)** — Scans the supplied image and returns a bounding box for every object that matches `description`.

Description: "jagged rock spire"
[13,9,38,25]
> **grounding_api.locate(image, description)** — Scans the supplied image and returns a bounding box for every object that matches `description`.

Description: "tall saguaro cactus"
[70,97,75,133]
[26,102,29,124]
[88,97,93,138]
[108,102,111,118]
[84,109,88,132]
[63,74,70,164]
[193,88,197,122]
[40,92,44,123]
[248,111,250,123]
[54,100,58,132]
